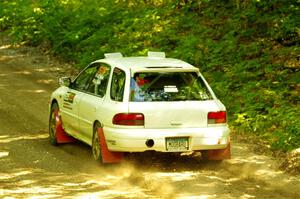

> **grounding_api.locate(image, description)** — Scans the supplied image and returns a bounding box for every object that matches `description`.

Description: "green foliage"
[1,0,299,151]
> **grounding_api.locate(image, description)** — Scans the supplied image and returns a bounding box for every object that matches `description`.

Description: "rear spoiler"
[104,51,166,59]
[104,52,123,58]
[147,51,166,58]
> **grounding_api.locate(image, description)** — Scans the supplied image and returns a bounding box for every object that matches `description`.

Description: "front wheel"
[92,123,103,163]
[49,103,59,146]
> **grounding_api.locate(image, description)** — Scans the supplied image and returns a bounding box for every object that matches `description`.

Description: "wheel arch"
[50,98,59,108]
[93,120,103,132]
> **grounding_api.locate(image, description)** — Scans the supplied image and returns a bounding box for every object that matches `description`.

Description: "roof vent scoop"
[104,52,123,58]
[148,51,166,59]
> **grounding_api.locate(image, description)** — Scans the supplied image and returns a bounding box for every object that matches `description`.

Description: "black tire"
[200,150,223,164]
[92,123,103,163]
[49,103,59,146]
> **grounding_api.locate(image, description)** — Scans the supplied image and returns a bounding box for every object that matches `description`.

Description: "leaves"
[1,0,299,151]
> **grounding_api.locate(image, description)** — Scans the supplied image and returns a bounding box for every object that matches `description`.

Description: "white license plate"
[166,137,189,151]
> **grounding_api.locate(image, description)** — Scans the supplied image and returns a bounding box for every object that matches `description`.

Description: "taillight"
[113,113,144,126]
[208,111,227,124]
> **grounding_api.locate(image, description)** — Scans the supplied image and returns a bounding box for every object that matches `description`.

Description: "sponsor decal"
[63,92,76,110]
[63,92,76,104]
[62,104,73,110]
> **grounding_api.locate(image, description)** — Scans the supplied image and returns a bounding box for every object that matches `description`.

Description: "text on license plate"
[166,137,189,151]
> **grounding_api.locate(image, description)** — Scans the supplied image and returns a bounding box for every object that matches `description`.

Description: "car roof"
[99,57,196,69]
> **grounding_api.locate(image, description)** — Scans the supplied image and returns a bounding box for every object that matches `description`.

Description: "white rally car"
[49,52,231,163]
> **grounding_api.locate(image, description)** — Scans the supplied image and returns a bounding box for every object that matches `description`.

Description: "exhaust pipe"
[145,139,154,148]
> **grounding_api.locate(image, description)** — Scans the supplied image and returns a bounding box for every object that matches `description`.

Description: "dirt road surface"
[0,36,299,199]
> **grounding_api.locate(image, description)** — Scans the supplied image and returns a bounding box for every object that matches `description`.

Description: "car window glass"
[130,72,212,102]
[87,64,111,97]
[71,64,98,91]
[111,68,126,102]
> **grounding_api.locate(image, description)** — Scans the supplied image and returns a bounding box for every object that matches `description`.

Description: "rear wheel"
[92,123,103,162]
[49,103,59,146]
[201,143,231,160]
[200,150,209,160]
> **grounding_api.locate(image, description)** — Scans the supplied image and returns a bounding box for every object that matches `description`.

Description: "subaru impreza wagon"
[49,52,231,163]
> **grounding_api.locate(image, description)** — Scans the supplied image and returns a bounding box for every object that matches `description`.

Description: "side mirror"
[59,77,71,87]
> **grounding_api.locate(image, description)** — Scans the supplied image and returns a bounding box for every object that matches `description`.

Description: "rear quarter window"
[111,68,126,102]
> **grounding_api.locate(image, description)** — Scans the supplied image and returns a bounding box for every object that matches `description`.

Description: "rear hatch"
[128,71,223,128]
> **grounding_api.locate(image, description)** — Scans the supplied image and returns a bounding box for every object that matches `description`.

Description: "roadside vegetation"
[1,0,299,152]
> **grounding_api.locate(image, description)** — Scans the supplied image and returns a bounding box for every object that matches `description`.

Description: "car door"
[77,63,111,145]
[99,67,129,127]
[60,64,98,138]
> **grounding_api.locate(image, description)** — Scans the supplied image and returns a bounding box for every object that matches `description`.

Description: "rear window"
[130,72,212,102]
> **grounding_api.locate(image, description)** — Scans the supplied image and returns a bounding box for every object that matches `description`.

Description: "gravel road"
[0,36,299,199]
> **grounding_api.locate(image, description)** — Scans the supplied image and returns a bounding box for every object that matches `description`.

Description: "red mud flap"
[207,142,231,160]
[55,111,76,144]
[97,127,124,163]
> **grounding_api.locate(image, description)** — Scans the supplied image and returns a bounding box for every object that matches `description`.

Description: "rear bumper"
[103,125,230,152]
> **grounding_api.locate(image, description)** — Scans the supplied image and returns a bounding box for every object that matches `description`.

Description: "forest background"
[0,0,299,152]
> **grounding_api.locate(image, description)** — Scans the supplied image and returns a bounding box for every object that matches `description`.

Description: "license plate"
[166,137,189,151]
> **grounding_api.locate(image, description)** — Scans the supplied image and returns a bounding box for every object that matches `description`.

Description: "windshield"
[130,72,213,102]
